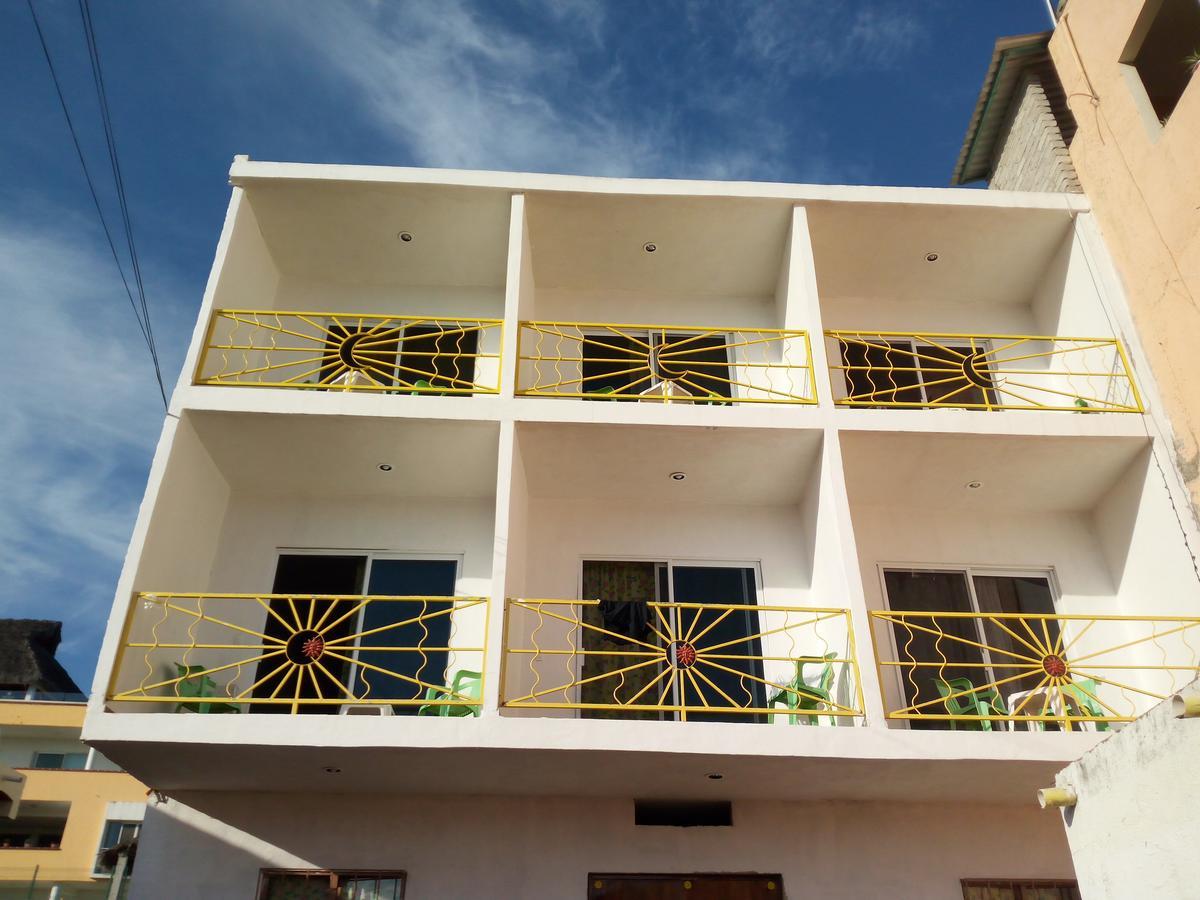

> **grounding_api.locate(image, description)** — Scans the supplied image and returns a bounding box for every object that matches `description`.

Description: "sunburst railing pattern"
[516,321,817,404]
[501,599,863,721]
[107,593,487,714]
[195,309,503,394]
[870,610,1200,729]
[826,331,1142,412]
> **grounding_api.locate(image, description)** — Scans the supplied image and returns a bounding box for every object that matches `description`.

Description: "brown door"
[588,874,783,899]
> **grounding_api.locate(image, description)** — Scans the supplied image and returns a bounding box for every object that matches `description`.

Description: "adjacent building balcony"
[196,309,502,395]
[515,321,816,405]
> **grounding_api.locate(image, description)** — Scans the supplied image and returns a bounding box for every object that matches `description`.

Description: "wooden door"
[588,874,783,899]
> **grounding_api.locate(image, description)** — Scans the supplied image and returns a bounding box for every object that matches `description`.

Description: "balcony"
[195,309,502,395]
[107,593,487,714]
[826,330,1141,412]
[500,599,862,721]
[870,610,1200,729]
[516,322,816,405]
[190,178,511,405]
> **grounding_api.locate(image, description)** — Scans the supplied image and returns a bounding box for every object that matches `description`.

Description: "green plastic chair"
[768,653,837,725]
[1060,677,1110,732]
[174,664,240,714]
[591,385,618,399]
[418,669,482,717]
[934,676,1006,731]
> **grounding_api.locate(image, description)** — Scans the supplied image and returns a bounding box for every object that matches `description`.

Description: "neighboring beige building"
[0,622,146,900]
[954,0,1200,518]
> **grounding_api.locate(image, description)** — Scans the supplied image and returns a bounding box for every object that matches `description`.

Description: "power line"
[25,0,168,409]
[78,0,165,403]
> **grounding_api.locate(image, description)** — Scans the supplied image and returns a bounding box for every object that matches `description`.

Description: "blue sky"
[0,1,1051,688]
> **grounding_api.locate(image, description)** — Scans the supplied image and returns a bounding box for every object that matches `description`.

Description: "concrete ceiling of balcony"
[515,422,821,506]
[806,202,1074,307]
[526,192,793,297]
[244,182,511,287]
[840,430,1147,513]
[187,411,499,499]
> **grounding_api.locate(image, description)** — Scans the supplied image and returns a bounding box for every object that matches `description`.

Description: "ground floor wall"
[130,791,1075,899]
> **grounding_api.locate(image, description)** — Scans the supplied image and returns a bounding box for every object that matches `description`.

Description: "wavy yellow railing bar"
[107,592,488,714]
[500,599,863,721]
[826,330,1143,412]
[195,309,503,395]
[517,321,817,404]
[869,609,1200,729]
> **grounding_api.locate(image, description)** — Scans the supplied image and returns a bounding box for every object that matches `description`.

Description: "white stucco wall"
[1052,683,1200,899]
[133,792,1075,900]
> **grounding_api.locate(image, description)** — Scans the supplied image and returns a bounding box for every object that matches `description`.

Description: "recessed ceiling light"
[669,471,687,481]
[924,251,939,262]
[965,480,983,490]
[643,242,657,253]
[706,773,724,781]
[378,464,393,472]
[322,766,342,775]
[398,231,414,242]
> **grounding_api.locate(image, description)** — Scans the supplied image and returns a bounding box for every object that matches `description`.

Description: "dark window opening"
[634,800,733,827]
[883,570,1056,732]
[580,332,732,401]
[398,323,479,393]
[841,339,996,408]
[0,805,69,850]
[1125,0,1200,123]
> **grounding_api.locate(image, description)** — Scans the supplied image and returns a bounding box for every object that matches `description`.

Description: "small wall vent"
[634,800,732,827]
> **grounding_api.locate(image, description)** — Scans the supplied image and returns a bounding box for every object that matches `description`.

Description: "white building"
[82,159,1200,899]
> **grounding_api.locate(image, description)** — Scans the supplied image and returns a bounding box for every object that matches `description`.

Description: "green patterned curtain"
[581,561,664,721]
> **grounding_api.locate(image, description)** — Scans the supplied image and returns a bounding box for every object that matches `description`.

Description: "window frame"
[839,336,997,408]
[876,563,1062,725]
[256,868,407,899]
[30,751,88,771]
[578,326,736,401]
[93,819,141,877]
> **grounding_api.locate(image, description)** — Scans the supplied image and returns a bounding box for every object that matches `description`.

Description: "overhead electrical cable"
[26,0,168,408]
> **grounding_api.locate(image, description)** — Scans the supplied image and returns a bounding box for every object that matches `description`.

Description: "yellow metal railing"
[107,593,487,714]
[517,321,817,404]
[826,331,1142,412]
[501,599,863,721]
[195,309,503,394]
[870,610,1200,729]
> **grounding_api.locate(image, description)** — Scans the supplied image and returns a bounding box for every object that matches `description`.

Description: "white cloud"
[735,0,928,78]
[246,0,804,182]
[0,208,189,648]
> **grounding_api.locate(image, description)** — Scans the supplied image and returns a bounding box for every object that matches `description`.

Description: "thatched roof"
[0,620,82,694]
